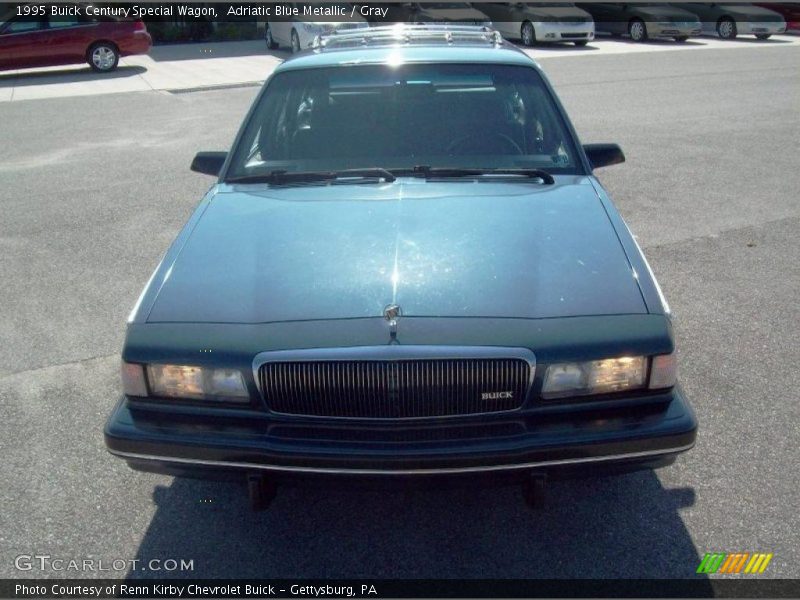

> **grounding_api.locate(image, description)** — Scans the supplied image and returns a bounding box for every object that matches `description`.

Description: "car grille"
[259,358,530,418]
[560,32,589,38]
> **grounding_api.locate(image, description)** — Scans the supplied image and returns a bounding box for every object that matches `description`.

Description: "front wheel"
[290,29,301,53]
[717,17,737,39]
[755,33,771,40]
[674,35,689,42]
[574,40,589,46]
[521,21,536,46]
[629,19,648,42]
[265,24,278,49]
[87,42,119,72]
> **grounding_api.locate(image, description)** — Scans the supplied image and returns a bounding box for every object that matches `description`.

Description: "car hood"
[719,4,784,20]
[524,5,591,21]
[146,177,646,324]
[637,5,698,20]
[421,8,491,21]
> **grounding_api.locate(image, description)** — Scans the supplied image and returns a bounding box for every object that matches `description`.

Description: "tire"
[629,18,647,42]
[574,40,589,46]
[674,35,689,42]
[755,33,771,40]
[265,24,278,49]
[717,16,737,39]
[290,29,301,53]
[521,21,536,47]
[87,42,119,72]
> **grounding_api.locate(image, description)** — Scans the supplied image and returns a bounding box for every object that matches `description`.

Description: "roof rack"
[312,24,504,51]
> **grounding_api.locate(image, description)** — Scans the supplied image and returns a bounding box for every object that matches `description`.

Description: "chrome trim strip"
[109,442,694,476]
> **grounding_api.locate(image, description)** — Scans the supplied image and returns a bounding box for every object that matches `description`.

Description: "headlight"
[542,354,677,399]
[542,356,647,399]
[120,363,249,402]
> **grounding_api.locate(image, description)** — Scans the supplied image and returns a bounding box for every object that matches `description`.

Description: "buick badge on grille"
[481,391,514,400]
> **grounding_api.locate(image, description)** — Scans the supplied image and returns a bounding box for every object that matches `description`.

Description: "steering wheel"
[447,132,524,156]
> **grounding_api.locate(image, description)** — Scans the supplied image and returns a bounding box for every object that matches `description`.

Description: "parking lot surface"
[1,34,799,101]
[1,42,798,579]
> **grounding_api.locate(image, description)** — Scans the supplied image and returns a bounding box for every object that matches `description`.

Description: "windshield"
[226,63,581,179]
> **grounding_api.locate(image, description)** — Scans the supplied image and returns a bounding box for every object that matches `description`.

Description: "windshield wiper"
[398,166,555,185]
[225,168,396,185]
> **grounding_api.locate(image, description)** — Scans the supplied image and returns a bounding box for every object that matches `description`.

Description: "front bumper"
[535,21,595,42]
[736,21,786,35]
[648,22,702,37]
[105,386,696,480]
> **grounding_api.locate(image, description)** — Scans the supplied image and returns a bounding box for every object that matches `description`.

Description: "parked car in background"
[0,12,151,72]
[578,3,701,42]
[674,3,787,39]
[477,3,594,46]
[754,3,800,30]
[265,2,369,53]
[378,3,493,26]
[105,25,696,511]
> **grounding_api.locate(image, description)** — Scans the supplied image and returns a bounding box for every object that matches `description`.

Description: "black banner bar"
[3,579,800,599]
[0,2,788,24]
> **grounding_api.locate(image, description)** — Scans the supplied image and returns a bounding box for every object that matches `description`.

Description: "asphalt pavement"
[0,43,798,579]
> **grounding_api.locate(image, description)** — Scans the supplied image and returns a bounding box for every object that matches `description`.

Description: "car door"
[0,17,49,69]
[44,13,96,66]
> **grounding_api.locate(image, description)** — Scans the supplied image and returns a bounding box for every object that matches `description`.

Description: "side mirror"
[583,143,625,170]
[191,151,227,176]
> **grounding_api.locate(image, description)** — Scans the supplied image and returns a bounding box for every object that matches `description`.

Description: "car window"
[3,19,45,33]
[228,63,581,177]
[47,16,82,28]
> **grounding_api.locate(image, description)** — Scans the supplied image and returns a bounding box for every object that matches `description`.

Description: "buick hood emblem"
[384,304,401,342]
[383,304,402,322]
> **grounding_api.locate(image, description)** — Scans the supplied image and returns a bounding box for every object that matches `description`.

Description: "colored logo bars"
[697,552,774,574]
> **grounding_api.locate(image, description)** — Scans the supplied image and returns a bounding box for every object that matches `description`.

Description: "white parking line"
[0,34,797,103]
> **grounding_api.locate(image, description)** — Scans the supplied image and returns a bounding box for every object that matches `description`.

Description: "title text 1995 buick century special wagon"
[105,25,697,510]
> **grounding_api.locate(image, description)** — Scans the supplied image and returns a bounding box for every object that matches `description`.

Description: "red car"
[0,13,151,72]
[755,3,800,30]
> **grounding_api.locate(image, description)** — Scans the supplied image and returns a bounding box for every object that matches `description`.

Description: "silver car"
[477,2,595,46]
[265,2,369,53]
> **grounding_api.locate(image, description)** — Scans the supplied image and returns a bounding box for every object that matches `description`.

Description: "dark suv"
[105,26,696,510]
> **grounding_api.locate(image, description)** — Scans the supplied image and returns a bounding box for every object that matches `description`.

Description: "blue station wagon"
[105,26,697,509]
